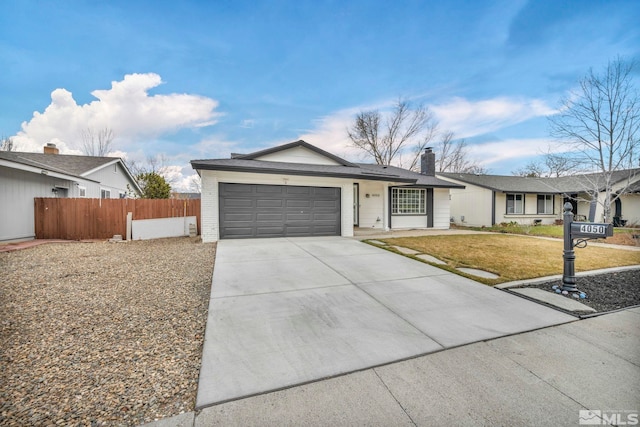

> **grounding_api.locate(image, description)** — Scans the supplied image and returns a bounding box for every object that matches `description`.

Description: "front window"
[392,188,426,215]
[101,189,111,199]
[506,193,524,214]
[537,194,553,214]
[78,187,86,197]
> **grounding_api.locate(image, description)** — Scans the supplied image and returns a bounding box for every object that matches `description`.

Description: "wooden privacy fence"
[34,198,201,240]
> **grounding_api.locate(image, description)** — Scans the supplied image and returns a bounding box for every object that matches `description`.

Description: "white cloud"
[190,135,241,160]
[12,73,220,153]
[467,137,573,168]
[301,98,562,172]
[296,96,557,164]
[296,107,362,161]
[158,165,186,186]
[430,97,556,138]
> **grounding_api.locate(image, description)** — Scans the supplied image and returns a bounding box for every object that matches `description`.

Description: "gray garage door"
[219,183,341,239]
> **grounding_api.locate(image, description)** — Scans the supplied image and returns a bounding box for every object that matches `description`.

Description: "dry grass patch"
[380,235,640,284]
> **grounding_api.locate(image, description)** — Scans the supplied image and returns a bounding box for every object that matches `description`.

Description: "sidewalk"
[143,306,639,426]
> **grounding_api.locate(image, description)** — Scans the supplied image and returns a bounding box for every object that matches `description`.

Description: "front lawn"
[374,234,640,285]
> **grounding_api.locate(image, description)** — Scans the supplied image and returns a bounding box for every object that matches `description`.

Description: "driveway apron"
[196,236,574,408]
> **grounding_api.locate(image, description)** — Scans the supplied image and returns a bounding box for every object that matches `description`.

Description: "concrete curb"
[495,264,640,289]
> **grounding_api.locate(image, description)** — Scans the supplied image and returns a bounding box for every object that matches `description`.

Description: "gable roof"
[191,140,463,188]
[0,151,116,176]
[438,168,640,193]
[235,140,356,166]
[0,151,142,193]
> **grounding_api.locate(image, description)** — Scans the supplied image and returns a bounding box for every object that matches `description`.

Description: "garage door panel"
[219,183,340,239]
[256,185,284,194]
[313,213,338,221]
[224,183,253,193]
[223,199,254,208]
[286,187,311,195]
[287,213,312,221]
[256,213,284,221]
[223,212,254,222]
[256,227,286,237]
[286,199,311,208]
[313,225,338,234]
[313,200,339,209]
[223,227,256,236]
[257,199,284,208]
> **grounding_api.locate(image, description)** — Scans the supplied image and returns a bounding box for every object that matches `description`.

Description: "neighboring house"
[438,169,640,227]
[0,143,142,241]
[191,140,463,242]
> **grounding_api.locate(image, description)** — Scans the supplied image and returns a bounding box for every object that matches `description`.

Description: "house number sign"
[570,222,613,239]
[562,203,613,292]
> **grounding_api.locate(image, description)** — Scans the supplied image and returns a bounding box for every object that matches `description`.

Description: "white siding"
[0,166,78,241]
[340,183,354,238]
[254,146,342,165]
[388,188,450,230]
[200,171,219,243]
[391,215,428,229]
[355,181,386,229]
[433,188,451,228]
[619,193,640,225]
[84,162,137,198]
[446,180,493,227]
[587,191,640,224]
[495,193,562,225]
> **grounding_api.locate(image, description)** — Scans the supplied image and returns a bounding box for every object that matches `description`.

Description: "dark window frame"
[537,194,554,214]
[506,193,524,214]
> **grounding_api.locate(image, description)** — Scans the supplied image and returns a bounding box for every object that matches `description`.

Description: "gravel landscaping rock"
[0,237,215,426]
[514,268,640,314]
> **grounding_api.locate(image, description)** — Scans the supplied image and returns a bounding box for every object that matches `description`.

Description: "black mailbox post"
[562,202,613,292]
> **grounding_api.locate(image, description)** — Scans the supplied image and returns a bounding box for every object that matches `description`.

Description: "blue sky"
[1,0,639,189]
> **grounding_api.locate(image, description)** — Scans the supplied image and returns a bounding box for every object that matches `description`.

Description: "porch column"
[341,182,354,237]
[382,182,390,231]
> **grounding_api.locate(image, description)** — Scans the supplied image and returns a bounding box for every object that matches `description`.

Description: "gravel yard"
[0,237,215,426]
[514,268,640,314]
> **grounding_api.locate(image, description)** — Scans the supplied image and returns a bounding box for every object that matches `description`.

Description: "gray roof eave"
[190,162,418,183]
[394,182,466,189]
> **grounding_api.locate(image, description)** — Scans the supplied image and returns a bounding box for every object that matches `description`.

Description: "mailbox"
[570,222,614,239]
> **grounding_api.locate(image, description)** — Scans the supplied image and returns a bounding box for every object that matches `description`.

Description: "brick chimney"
[44,143,59,155]
[420,147,435,176]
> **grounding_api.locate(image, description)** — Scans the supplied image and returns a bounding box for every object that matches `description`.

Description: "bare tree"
[512,160,545,177]
[189,175,202,193]
[548,57,640,222]
[347,99,438,170]
[435,131,487,173]
[512,151,583,178]
[1,136,15,151]
[124,153,177,192]
[81,128,115,156]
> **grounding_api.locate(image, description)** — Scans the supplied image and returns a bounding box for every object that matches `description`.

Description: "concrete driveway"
[196,236,574,408]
